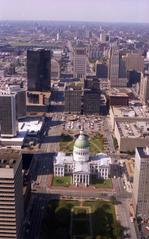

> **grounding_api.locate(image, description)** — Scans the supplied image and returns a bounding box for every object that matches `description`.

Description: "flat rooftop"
[111,105,149,118]
[116,121,149,138]
[0,149,21,168]
[0,117,44,146]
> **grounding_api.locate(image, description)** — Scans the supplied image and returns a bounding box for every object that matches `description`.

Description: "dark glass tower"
[27,49,51,91]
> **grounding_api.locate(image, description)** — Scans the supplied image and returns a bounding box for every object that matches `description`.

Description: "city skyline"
[0,0,149,23]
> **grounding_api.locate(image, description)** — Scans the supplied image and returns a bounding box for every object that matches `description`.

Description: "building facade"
[0,94,18,138]
[54,131,111,186]
[64,84,82,113]
[140,72,149,104]
[27,49,51,92]
[73,47,87,78]
[133,147,149,219]
[0,149,24,238]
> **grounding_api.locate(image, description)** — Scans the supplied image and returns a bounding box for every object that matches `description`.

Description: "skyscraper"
[27,49,51,92]
[124,53,144,73]
[108,47,127,87]
[133,147,149,219]
[108,47,119,87]
[0,94,18,138]
[73,47,87,78]
[139,72,149,103]
[0,149,24,239]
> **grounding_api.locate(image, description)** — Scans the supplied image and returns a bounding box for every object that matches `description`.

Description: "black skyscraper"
[27,49,51,91]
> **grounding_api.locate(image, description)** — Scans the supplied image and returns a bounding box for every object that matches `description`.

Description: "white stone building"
[54,131,111,186]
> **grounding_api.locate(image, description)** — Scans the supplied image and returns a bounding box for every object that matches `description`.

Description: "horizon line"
[0,19,149,25]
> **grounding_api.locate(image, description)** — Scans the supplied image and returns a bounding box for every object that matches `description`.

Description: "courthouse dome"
[74,131,89,149]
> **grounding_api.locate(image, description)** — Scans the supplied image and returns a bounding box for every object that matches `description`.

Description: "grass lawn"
[59,133,74,153]
[52,176,71,187]
[89,133,104,155]
[41,200,121,239]
[72,219,90,236]
[92,177,113,189]
[59,132,104,154]
[84,200,121,239]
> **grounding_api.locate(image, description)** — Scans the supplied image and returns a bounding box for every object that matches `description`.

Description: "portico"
[73,173,90,186]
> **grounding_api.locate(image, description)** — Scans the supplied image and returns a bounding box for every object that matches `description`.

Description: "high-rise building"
[99,32,109,43]
[83,89,100,114]
[133,147,149,219]
[7,85,26,119]
[64,83,82,113]
[83,78,100,114]
[27,49,51,92]
[108,47,119,87]
[96,62,108,79]
[124,53,144,73]
[73,47,87,78]
[108,48,127,87]
[0,94,18,138]
[51,59,60,81]
[0,149,24,239]
[140,72,149,103]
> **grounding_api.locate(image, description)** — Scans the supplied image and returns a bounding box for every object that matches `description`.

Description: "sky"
[0,0,149,23]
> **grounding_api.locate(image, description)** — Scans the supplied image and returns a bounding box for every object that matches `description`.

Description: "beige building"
[133,147,149,219]
[0,149,24,239]
[114,120,149,152]
[51,59,60,81]
[140,73,149,104]
[73,47,87,78]
[124,53,144,73]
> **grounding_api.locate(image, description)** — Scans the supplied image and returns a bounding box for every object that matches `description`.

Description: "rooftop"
[137,147,149,158]
[116,121,149,138]
[0,149,21,168]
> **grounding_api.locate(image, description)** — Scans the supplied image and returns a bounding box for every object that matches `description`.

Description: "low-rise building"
[115,120,149,152]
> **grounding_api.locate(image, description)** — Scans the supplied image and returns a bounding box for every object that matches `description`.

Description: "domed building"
[54,131,111,186]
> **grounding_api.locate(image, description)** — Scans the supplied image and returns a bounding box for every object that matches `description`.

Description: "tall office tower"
[0,94,18,138]
[0,149,24,239]
[133,147,149,219]
[64,84,82,114]
[51,59,60,81]
[124,53,144,73]
[139,72,149,103]
[7,85,26,119]
[73,47,87,78]
[96,62,108,79]
[27,49,51,92]
[108,47,119,87]
[99,32,109,43]
[109,48,127,87]
[83,89,100,114]
[83,78,100,114]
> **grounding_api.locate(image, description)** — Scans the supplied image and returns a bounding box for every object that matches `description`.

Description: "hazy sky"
[0,0,149,23]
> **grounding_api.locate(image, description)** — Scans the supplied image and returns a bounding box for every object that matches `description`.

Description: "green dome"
[74,131,89,149]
